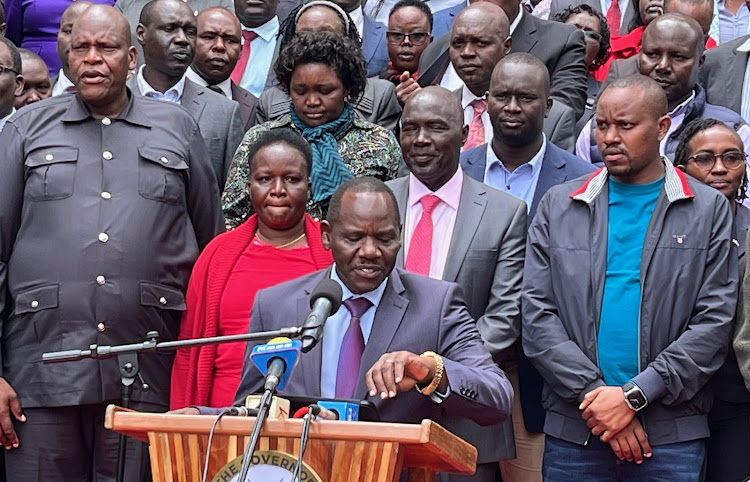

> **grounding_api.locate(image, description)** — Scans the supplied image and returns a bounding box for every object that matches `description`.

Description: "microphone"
[308,404,339,421]
[225,406,258,416]
[250,337,302,392]
[316,400,360,421]
[300,279,343,353]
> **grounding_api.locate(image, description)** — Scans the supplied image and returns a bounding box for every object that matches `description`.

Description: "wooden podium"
[105,405,477,482]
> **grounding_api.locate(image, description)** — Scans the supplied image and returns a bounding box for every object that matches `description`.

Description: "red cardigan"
[169,214,333,409]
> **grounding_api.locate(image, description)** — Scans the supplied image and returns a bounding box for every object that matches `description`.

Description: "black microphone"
[300,279,343,352]
[225,406,258,416]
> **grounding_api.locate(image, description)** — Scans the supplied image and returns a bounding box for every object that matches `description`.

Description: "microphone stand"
[42,326,303,482]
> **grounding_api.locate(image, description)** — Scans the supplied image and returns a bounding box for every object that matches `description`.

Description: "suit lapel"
[296,270,331,397]
[389,178,410,268]
[443,176,486,282]
[181,80,207,122]
[461,145,488,182]
[510,12,538,54]
[355,271,409,398]
[530,147,566,221]
[727,47,748,114]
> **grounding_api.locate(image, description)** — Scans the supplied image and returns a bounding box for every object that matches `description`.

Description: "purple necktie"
[335,297,373,398]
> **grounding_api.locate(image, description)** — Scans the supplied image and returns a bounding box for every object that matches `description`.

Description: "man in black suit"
[186,6,258,131]
[417,0,588,119]
[460,53,596,482]
[701,33,750,116]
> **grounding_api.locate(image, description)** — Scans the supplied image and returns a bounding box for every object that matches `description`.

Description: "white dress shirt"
[599,0,631,32]
[185,66,233,99]
[238,17,280,98]
[461,85,492,148]
[349,6,365,39]
[51,69,74,97]
[0,108,15,133]
[740,37,750,121]
[136,65,187,103]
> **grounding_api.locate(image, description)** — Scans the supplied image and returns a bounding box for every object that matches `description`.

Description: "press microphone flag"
[250,337,302,392]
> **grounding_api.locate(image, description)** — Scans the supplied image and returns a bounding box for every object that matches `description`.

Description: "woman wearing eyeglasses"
[379,0,433,86]
[673,118,750,482]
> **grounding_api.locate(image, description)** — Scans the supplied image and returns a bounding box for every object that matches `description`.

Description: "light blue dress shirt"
[718,0,750,45]
[483,135,547,213]
[238,17,279,98]
[319,264,387,398]
[0,108,15,133]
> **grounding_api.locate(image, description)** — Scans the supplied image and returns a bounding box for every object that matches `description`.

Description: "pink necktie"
[606,0,621,35]
[405,195,442,276]
[335,297,373,398]
[231,30,259,84]
[464,98,487,150]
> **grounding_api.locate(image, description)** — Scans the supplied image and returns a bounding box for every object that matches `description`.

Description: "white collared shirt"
[598,0,630,32]
[184,66,233,100]
[484,135,546,213]
[51,69,75,97]
[320,265,388,398]
[461,84,492,149]
[738,37,750,121]
[0,108,15,133]
[136,65,186,103]
[717,0,750,45]
[509,6,523,35]
[349,7,365,39]
[238,17,280,97]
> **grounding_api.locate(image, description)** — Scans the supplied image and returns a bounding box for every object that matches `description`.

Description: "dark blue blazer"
[363,14,391,78]
[431,2,465,40]
[461,142,597,432]
[461,142,597,222]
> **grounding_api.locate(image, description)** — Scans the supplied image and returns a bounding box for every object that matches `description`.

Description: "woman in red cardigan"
[170,128,333,409]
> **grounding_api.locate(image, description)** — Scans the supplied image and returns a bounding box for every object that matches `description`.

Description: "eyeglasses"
[582,30,602,42]
[687,151,747,170]
[0,65,19,76]
[385,31,430,46]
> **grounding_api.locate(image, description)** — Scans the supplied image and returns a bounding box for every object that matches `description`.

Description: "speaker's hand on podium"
[169,407,200,415]
[0,377,24,449]
[365,351,448,399]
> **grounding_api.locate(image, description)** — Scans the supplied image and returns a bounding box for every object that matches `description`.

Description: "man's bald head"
[140,0,195,26]
[492,53,550,98]
[664,0,713,35]
[197,6,241,29]
[602,75,668,120]
[57,1,95,73]
[68,6,136,117]
[193,7,242,84]
[400,86,467,190]
[450,2,511,96]
[644,13,704,55]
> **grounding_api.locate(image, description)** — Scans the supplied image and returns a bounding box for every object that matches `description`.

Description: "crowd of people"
[0,0,749,481]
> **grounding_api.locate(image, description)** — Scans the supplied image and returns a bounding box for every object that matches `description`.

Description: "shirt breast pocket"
[137,147,189,205]
[24,148,79,201]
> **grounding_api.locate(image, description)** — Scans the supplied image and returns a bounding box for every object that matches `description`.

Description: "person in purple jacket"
[4,0,116,75]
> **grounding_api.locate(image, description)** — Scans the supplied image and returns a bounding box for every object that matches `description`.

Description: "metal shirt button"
[96,275,106,285]
[103,151,113,160]
[98,233,109,243]
[97,323,105,332]
[160,156,169,164]
[31,300,39,309]
[102,117,111,126]
[101,192,111,200]
[45,154,53,161]
[159,296,167,305]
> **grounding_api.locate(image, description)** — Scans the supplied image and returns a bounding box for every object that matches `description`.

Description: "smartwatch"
[622,381,648,411]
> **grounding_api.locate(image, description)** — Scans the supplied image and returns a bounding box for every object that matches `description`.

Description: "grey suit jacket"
[257,78,402,133]
[549,0,636,36]
[231,81,259,132]
[234,267,514,428]
[418,11,588,118]
[453,89,576,153]
[701,35,750,114]
[387,173,526,462]
[115,0,235,68]
[127,77,244,191]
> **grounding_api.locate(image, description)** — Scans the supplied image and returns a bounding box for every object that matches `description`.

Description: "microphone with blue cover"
[300,279,343,353]
[250,337,302,392]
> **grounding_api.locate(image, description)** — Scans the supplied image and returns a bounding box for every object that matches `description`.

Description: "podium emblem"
[212,450,322,482]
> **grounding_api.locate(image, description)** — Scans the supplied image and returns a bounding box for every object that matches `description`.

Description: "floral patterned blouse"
[221,114,402,229]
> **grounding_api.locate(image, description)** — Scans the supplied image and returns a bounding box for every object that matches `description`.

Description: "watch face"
[627,392,646,409]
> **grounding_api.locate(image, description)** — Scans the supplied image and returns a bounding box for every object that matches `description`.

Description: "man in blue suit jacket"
[334,0,390,77]
[233,178,514,436]
[461,54,595,481]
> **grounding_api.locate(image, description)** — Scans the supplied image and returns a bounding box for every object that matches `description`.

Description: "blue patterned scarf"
[290,103,355,204]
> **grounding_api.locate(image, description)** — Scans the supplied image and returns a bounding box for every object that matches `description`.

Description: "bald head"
[140,0,196,26]
[664,0,713,35]
[198,6,241,29]
[450,2,511,96]
[603,75,668,119]
[644,13,704,54]
[400,86,467,190]
[193,7,242,84]
[493,53,550,97]
[57,1,95,73]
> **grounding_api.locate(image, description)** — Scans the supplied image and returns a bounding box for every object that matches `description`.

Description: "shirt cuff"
[427,385,451,404]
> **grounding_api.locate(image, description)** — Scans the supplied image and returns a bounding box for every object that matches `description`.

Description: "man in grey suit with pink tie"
[388,86,527,482]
